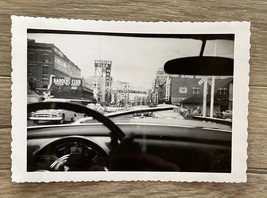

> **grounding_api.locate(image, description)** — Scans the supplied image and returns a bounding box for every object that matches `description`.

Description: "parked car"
[29,98,77,124]
[27,94,43,104]
[151,104,184,119]
[105,105,119,113]
[87,103,105,113]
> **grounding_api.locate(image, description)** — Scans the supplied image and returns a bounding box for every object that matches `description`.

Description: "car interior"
[27,35,233,173]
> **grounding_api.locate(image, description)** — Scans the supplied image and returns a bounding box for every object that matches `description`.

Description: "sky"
[28,33,234,90]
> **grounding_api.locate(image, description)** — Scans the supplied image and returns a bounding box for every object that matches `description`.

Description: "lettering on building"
[53,77,81,87]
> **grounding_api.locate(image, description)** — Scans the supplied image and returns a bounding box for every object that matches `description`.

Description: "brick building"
[152,67,233,114]
[171,77,232,108]
[27,39,93,101]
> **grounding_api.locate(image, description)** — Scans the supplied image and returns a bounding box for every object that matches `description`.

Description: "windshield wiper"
[104,106,174,118]
[74,106,175,124]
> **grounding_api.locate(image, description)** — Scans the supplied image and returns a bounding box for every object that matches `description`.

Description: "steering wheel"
[28,102,125,171]
[32,137,110,171]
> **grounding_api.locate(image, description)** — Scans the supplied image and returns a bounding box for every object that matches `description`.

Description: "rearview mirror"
[164,56,233,76]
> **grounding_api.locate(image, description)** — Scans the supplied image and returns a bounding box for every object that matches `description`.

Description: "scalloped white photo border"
[11,16,250,182]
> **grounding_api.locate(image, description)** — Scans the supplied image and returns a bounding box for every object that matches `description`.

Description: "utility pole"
[210,76,215,118]
[198,76,211,117]
[203,80,207,117]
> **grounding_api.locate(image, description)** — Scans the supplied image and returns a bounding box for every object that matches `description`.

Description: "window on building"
[179,87,188,93]
[28,64,34,77]
[43,54,49,62]
[192,87,201,94]
[28,52,35,61]
[218,88,227,95]
[42,65,49,75]
[42,83,48,88]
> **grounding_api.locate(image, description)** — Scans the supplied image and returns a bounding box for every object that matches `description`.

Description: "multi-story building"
[27,39,93,101]
[158,75,233,113]
[152,68,233,114]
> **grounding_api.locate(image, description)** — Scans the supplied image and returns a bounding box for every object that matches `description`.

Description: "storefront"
[50,76,94,102]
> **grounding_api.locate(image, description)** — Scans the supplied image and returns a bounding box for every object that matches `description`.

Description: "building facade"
[27,39,93,101]
[152,68,233,115]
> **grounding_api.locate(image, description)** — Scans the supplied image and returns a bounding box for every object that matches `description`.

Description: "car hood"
[32,109,62,115]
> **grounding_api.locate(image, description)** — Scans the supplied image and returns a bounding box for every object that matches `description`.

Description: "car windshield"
[27,34,233,131]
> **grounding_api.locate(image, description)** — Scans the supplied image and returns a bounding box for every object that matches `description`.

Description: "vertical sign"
[94,60,112,102]
[165,77,171,102]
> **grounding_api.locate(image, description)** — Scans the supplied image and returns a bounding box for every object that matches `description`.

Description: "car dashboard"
[27,122,231,172]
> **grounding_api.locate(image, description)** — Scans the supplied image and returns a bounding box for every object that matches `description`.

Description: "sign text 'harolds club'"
[53,77,81,87]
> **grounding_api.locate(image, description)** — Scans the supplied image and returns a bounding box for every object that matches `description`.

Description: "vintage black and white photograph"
[11,17,250,182]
